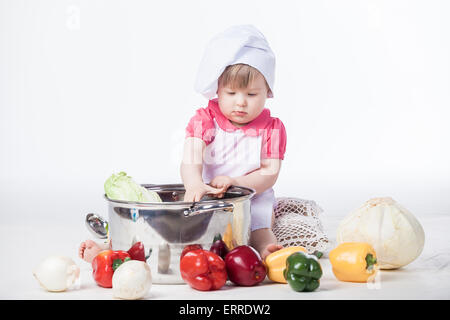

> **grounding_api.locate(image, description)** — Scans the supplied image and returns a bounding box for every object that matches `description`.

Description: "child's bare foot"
[79,240,109,263]
[260,243,283,260]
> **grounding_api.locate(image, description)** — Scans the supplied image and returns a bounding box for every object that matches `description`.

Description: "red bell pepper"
[92,250,131,288]
[127,241,146,261]
[180,249,227,291]
[180,244,203,261]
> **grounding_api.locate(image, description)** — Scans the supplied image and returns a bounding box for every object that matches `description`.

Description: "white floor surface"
[1,213,449,300]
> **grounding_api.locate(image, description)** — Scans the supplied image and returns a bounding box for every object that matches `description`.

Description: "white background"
[1,0,449,231]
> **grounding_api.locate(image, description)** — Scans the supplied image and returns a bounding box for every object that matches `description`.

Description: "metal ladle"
[85,213,108,239]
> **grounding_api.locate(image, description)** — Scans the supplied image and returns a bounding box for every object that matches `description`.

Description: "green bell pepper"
[283,251,323,292]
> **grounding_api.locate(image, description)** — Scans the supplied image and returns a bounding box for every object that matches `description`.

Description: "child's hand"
[210,176,234,198]
[184,182,225,202]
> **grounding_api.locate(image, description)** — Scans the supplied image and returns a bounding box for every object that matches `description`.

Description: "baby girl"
[181,25,286,259]
[79,25,286,262]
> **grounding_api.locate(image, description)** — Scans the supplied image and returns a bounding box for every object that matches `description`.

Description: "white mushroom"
[112,260,152,300]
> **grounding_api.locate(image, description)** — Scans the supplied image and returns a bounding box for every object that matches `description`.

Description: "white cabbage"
[336,197,425,269]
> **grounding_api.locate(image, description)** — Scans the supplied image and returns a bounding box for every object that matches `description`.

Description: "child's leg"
[79,239,111,263]
[249,228,279,259]
[250,210,282,259]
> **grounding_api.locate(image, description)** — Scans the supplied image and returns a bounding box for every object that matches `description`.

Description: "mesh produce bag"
[273,197,329,253]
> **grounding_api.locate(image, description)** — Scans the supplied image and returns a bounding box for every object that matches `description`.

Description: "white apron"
[202,119,276,231]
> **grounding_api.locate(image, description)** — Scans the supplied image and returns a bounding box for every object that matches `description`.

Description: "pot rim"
[104,183,255,206]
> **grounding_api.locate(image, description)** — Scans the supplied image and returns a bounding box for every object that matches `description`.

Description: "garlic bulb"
[336,197,425,269]
[33,256,80,292]
[112,260,152,300]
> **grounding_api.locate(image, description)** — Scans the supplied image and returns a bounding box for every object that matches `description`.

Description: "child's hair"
[218,64,270,92]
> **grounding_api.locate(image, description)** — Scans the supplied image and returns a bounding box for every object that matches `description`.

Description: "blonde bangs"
[218,64,262,89]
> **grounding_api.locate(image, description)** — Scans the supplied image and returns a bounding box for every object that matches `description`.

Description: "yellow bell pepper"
[329,242,378,283]
[264,246,306,283]
[222,223,234,250]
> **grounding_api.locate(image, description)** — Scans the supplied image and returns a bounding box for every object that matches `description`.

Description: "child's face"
[217,72,269,128]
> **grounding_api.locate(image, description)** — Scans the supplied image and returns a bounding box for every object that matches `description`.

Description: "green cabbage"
[104,171,162,202]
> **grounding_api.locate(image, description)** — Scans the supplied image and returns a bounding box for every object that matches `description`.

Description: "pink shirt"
[185,99,287,231]
[186,99,286,159]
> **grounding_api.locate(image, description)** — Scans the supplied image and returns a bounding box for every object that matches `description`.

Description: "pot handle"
[183,202,234,217]
[85,213,109,239]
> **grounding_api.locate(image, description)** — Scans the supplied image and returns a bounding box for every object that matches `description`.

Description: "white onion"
[336,197,425,269]
[33,256,80,292]
[112,260,152,300]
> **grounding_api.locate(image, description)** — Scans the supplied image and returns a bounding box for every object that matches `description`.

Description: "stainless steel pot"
[86,184,255,284]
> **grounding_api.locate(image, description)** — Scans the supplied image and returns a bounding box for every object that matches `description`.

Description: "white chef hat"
[194,25,276,99]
